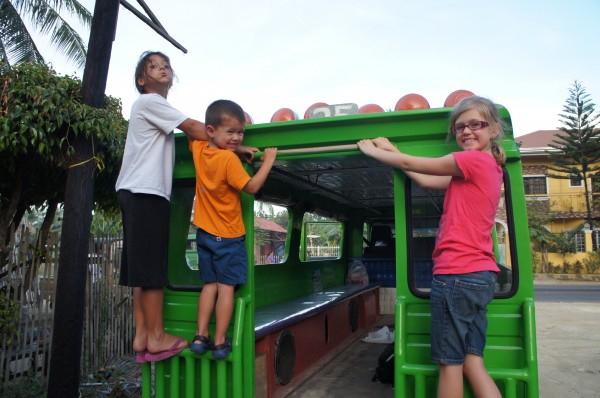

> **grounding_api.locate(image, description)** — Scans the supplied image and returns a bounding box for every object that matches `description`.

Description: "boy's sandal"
[212,338,232,360]
[190,335,211,354]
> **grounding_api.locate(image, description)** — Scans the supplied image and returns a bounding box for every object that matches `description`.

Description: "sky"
[41,0,600,138]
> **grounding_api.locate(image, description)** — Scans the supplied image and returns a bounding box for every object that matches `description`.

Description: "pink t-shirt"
[432,150,502,275]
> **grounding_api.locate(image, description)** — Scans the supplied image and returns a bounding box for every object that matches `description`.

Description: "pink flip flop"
[144,337,187,362]
[135,350,148,363]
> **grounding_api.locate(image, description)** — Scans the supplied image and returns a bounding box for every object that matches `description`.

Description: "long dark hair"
[134,51,175,94]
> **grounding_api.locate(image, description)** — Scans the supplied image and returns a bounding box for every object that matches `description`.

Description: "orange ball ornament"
[444,90,475,107]
[244,112,253,125]
[358,103,385,114]
[394,94,430,110]
[270,107,298,122]
[304,102,328,119]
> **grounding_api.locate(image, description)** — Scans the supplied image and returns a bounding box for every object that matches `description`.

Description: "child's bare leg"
[437,364,464,398]
[463,354,501,398]
[132,287,147,352]
[143,287,188,353]
[196,282,218,338]
[213,283,234,346]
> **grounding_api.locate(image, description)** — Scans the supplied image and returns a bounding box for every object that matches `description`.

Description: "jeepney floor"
[286,314,395,398]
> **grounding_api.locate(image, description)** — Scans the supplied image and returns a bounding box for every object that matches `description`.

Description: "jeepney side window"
[254,201,289,265]
[300,212,342,262]
[409,169,514,297]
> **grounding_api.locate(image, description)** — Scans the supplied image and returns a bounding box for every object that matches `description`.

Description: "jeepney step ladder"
[141,297,248,398]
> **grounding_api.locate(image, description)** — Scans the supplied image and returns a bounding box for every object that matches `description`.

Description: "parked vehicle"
[142,102,538,398]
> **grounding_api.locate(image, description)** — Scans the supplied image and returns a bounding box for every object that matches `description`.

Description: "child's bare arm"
[236,146,259,164]
[179,118,208,141]
[243,148,277,194]
[357,139,457,190]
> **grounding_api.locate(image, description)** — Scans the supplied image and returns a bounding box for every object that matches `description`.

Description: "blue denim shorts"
[196,229,248,285]
[430,271,497,365]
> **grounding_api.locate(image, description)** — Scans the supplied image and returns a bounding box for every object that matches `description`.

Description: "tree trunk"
[0,168,22,250]
[47,1,119,397]
[37,196,58,250]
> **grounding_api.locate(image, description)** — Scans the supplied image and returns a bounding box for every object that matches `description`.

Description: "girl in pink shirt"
[358,96,505,398]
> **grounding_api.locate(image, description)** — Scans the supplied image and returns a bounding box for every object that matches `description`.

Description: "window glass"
[569,174,583,187]
[409,172,514,296]
[523,176,548,195]
[301,212,342,261]
[574,232,586,253]
[593,230,600,251]
[254,201,288,265]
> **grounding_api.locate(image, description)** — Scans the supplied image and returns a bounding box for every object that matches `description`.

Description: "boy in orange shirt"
[189,100,277,359]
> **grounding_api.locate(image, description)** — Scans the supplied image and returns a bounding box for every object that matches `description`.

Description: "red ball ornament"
[358,103,385,114]
[304,102,328,119]
[270,107,298,122]
[244,112,253,125]
[394,93,430,111]
[444,90,475,107]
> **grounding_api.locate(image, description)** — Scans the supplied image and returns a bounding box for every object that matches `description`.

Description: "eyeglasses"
[452,120,489,134]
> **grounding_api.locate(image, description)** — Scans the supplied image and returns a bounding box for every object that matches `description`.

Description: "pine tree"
[547,81,600,227]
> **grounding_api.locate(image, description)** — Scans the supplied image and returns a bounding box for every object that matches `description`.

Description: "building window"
[593,230,600,252]
[569,174,583,188]
[523,176,547,195]
[574,232,586,253]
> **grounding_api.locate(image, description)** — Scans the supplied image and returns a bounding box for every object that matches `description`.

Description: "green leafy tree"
[0,61,127,271]
[526,199,553,273]
[547,81,600,227]
[0,0,91,68]
[548,232,576,270]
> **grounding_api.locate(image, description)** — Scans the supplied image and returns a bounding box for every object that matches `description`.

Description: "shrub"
[582,252,600,274]
[0,288,20,346]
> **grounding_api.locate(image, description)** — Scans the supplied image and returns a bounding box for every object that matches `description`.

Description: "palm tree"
[0,0,91,68]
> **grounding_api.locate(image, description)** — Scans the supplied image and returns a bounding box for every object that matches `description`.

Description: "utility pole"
[47,1,120,396]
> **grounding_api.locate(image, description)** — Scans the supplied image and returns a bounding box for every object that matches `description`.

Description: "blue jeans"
[430,271,497,365]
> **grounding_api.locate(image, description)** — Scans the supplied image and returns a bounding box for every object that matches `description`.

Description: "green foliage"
[0,61,127,251]
[582,251,600,273]
[0,62,126,165]
[548,232,576,255]
[0,288,20,346]
[91,209,122,236]
[526,199,553,248]
[0,373,45,398]
[547,80,600,226]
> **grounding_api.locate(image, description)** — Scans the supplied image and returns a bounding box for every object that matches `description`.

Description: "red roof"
[254,216,287,233]
[516,130,562,149]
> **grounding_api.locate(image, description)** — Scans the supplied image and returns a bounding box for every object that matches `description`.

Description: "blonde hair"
[448,95,506,165]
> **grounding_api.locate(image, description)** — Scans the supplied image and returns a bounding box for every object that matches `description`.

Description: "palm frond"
[0,0,45,65]
[12,0,90,68]
[50,20,86,69]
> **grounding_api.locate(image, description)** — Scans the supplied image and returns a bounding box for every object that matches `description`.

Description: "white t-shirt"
[115,94,188,200]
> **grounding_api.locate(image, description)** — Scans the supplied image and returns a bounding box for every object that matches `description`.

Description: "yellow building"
[518,130,598,267]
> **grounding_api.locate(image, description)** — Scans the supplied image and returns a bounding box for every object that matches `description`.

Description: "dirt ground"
[289,288,600,398]
[81,282,599,398]
[536,300,600,398]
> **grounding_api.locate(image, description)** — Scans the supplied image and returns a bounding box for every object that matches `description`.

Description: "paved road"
[534,280,600,398]
[534,280,600,302]
[288,280,600,398]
